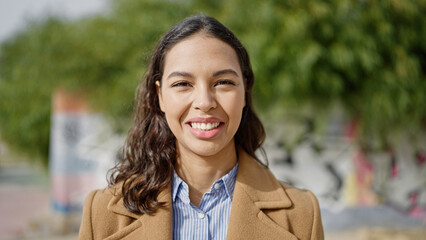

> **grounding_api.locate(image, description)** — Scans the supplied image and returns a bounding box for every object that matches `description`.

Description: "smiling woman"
[78,15,324,240]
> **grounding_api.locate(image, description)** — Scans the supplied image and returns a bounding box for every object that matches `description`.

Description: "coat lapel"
[227,150,298,240]
[106,185,173,240]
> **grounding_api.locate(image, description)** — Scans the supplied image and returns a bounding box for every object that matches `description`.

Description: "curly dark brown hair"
[109,15,266,214]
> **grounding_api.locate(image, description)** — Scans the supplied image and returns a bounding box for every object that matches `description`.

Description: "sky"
[0,0,107,43]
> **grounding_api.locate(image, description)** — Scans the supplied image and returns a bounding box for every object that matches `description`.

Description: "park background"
[0,0,425,239]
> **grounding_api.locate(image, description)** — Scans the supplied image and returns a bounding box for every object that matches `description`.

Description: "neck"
[175,143,238,207]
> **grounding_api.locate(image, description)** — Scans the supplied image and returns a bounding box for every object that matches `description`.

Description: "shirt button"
[198,212,205,219]
[214,183,220,190]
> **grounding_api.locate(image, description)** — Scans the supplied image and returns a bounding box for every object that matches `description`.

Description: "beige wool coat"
[78,149,324,240]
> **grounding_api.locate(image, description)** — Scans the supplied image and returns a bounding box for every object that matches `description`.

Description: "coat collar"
[106,148,296,240]
[233,149,293,209]
[226,149,296,240]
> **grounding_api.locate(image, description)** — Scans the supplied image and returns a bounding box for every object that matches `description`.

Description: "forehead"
[162,33,242,77]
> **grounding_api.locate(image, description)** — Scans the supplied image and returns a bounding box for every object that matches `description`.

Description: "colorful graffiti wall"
[266,116,426,221]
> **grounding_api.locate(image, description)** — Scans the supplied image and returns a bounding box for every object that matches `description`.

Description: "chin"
[182,142,225,157]
[191,146,223,157]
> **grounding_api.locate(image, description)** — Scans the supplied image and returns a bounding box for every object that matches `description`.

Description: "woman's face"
[157,32,245,159]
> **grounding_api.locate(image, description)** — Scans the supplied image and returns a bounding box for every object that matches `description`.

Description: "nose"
[193,86,217,112]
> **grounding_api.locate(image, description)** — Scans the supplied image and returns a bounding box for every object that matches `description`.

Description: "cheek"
[161,94,187,124]
[234,89,246,110]
[223,91,245,123]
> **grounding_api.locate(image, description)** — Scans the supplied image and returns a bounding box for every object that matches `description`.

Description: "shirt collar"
[219,162,239,199]
[172,162,239,203]
[172,171,185,203]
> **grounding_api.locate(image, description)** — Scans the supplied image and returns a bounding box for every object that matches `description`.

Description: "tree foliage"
[0,0,425,166]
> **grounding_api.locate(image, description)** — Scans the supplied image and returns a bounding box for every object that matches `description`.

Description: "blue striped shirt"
[172,163,239,240]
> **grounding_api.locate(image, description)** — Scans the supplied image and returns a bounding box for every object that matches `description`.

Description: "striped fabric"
[172,163,239,240]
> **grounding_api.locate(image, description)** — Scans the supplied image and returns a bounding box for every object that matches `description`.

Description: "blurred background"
[0,0,425,239]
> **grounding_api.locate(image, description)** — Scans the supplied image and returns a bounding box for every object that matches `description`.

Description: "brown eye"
[215,80,236,86]
[171,81,191,87]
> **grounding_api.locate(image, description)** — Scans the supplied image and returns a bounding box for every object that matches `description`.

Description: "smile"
[190,122,221,131]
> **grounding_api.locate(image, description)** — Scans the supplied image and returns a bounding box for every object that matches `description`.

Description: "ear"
[156,81,165,112]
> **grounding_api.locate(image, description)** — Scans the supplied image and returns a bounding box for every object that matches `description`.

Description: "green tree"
[0,0,425,166]
[217,0,426,150]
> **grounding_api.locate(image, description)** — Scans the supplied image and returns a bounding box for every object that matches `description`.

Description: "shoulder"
[279,181,321,210]
[279,181,324,239]
[78,186,138,239]
[83,187,116,209]
[81,187,123,223]
[238,150,323,222]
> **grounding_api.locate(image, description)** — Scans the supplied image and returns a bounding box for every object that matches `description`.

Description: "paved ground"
[0,186,49,239]
[322,206,426,232]
[327,228,426,240]
[0,163,50,240]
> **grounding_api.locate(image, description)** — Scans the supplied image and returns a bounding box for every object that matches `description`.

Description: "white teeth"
[191,122,220,131]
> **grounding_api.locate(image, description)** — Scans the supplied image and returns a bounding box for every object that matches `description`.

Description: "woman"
[79,15,324,240]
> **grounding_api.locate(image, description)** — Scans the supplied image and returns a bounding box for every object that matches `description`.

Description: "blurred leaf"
[0,0,425,166]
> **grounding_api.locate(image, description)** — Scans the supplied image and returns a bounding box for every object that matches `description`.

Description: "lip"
[185,117,224,139]
[185,117,223,124]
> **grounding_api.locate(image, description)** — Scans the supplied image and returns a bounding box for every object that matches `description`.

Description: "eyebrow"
[167,71,194,80]
[166,69,240,80]
[213,69,240,78]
